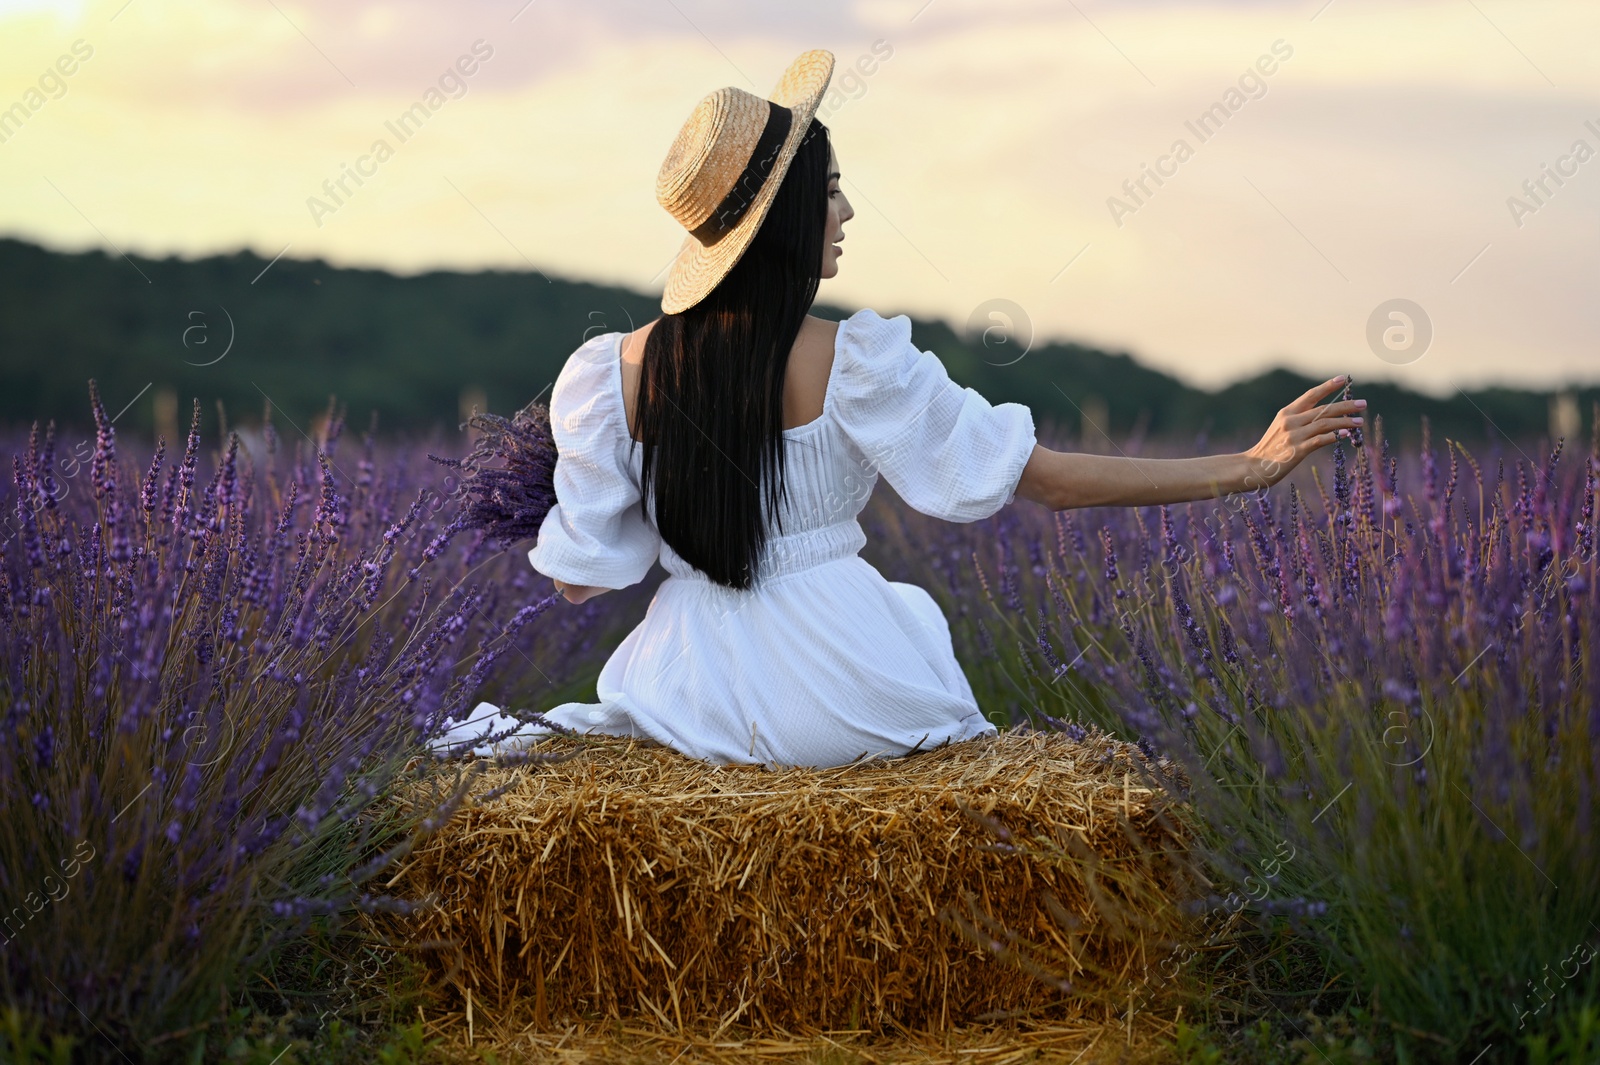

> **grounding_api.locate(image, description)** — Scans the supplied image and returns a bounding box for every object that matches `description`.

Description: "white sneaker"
[429,701,554,758]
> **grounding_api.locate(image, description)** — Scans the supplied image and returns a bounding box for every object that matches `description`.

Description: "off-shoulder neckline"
[605,317,849,440]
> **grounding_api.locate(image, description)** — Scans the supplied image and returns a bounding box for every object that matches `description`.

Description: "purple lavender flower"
[428,400,559,552]
[0,383,640,1049]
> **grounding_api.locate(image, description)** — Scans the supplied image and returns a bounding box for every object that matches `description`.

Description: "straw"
[386,727,1194,1032]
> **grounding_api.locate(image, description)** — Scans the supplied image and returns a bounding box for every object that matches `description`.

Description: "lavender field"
[3,388,1597,1063]
[868,413,1600,1062]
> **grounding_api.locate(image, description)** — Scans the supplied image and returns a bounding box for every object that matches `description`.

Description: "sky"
[1,0,1596,397]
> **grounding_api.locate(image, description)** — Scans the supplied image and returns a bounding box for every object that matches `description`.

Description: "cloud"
[2,0,1597,393]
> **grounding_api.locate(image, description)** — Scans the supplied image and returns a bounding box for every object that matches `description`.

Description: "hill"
[0,237,1591,447]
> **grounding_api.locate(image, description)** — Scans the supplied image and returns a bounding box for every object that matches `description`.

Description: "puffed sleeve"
[830,308,1037,522]
[527,338,661,588]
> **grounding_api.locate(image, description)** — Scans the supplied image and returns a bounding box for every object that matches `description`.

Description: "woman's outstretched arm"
[1014,374,1365,511]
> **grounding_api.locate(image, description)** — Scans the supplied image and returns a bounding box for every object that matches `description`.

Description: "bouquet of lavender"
[429,400,559,551]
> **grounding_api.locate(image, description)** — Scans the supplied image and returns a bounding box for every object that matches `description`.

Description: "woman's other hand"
[1243,375,1366,489]
[552,578,609,605]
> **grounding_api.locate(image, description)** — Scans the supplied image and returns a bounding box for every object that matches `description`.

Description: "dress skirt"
[532,557,993,769]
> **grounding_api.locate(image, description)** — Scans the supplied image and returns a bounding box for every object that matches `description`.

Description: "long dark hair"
[634,118,830,590]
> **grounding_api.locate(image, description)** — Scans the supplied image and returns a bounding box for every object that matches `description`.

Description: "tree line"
[0,236,1590,450]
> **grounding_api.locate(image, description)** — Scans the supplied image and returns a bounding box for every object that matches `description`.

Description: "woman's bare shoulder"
[804,313,842,339]
[621,318,659,366]
[788,315,842,369]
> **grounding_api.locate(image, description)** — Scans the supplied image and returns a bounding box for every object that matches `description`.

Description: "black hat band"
[689,100,794,245]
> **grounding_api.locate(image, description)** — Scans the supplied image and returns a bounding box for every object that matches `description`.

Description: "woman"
[450,49,1364,768]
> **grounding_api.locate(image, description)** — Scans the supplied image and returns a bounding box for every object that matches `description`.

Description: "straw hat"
[656,49,836,315]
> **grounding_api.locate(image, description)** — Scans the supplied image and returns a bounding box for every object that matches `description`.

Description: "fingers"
[1284,374,1350,414]
[1307,429,1348,451]
[1290,421,1360,457]
[1291,407,1363,430]
[1302,414,1363,433]
[1307,398,1366,419]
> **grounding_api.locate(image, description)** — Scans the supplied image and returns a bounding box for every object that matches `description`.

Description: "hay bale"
[389,728,1194,1032]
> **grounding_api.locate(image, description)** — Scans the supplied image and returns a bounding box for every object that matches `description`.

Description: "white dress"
[452,308,1037,769]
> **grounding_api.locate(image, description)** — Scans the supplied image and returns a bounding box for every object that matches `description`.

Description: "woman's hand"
[1243,375,1365,490]
[552,578,609,605]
